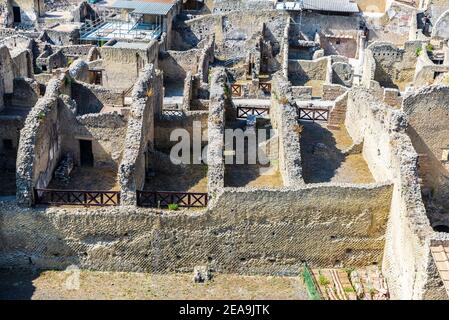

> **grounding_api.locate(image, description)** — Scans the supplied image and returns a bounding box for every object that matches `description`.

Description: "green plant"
[415,47,422,56]
[344,267,355,276]
[369,288,378,297]
[37,111,45,120]
[426,43,434,52]
[168,203,179,211]
[344,286,355,293]
[318,273,330,286]
[223,84,231,98]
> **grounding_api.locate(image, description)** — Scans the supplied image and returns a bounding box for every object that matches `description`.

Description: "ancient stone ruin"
[1,0,449,300]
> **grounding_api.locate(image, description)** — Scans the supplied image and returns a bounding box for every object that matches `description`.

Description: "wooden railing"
[231,84,242,97]
[297,107,329,122]
[34,189,120,206]
[259,82,272,93]
[237,106,270,119]
[137,191,208,208]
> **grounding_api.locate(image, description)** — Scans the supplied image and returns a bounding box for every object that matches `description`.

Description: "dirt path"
[0,270,308,300]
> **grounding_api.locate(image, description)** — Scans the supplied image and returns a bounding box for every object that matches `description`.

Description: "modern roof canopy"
[110,0,176,15]
[276,0,360,14]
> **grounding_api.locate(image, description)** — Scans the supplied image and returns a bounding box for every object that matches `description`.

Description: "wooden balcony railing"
[136,191,208,208]
[34,189,120,206]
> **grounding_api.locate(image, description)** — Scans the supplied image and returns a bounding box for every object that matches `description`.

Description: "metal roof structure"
[111,0,175,15]
[276,0,360,14]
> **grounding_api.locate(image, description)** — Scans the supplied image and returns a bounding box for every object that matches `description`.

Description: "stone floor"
[225,163,283,188]
[145,164,208,193]
[47,167,120,191]
[0,269,308,300]
[300,122,375,184]
[224,120,283,188]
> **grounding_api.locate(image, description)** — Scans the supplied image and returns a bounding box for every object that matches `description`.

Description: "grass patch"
[318,274,330,286]
[168,203,179,211]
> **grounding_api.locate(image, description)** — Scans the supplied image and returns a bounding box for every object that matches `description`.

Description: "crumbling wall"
[345,87,439,299]
[432,9,449,39]
[207,68,228,195]
[366,41,421,89]
[0,116,22,170]
[99,40,159,91]
[0,178,392,273]
[16,77,64,206]
[403,85,449,204]
[211,0,274,13]
[119,64,163,205]
[270,73,303,186]
[155,111,208,150]
[414,45,449,88]
[0,45,16,93]
[11,77,40,107]
[288,56,330,86]
[61,112,127,168]
[68,59,90,83]
[322,84,348,101]
[8,0,41,26]
[332,61,353,87]
[159,49,203,82]
[174,10,287,64]
[71,81,123,114]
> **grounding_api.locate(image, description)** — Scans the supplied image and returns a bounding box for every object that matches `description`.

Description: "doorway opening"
[12,6,21,23]
[79,140,94,167]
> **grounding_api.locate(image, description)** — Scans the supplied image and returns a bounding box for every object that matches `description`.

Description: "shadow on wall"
[300,122,346,183]
[172,20,202,51]
[159,51,190,83]
[70,82,104,115]
[375,66,399,90]
[407,125,449,212]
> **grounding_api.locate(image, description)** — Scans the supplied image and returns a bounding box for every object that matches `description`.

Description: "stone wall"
[99,40,159,91]
[432,9,449,39]
[173,10,287,64]
[0,116,23,169]
[211,0,274,13]
[364,41,421,89]
[288,56,330,86]
[71,81,124,113]
[159,48,203,82]
[61,112,127,168]
[270,73,303,186]
[11,77,40,107]
[413,44,449,88]
[16,76,65,206]
[322,84,348,101]
[0,181,392,273]
[403,85,449,204]
[345,87,441,299]
[118,64,163,205]
[207,68,228,195]
[15,71,131,205]
[155,111,208,150]
[291,86,312,100]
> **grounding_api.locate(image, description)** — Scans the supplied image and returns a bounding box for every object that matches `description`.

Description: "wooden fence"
[34,189,120,206]
[136,191,208,208]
